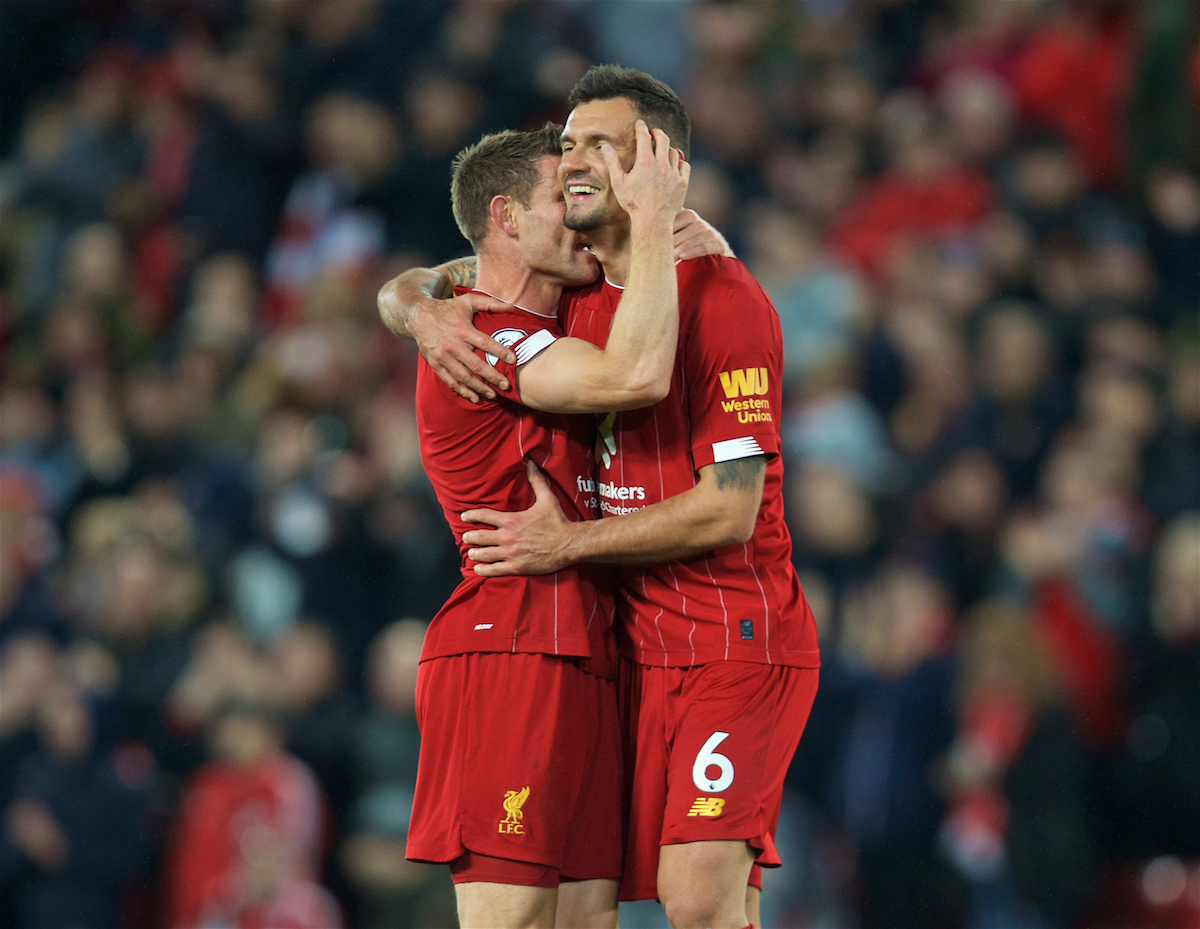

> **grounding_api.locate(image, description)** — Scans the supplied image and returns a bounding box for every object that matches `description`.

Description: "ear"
[489,195,519,238]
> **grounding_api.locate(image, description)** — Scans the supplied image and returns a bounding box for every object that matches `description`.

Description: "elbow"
[610,372,671,410]
[711,508,758,548]
[604,376,672,412]
[377,280,400,329]
[635,372,672,406]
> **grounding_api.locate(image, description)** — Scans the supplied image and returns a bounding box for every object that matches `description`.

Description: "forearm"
[598,214,679,396]
[560,460,763,565]
[560,489,738,564]
[515,215,679,412]
[376,258,477,338]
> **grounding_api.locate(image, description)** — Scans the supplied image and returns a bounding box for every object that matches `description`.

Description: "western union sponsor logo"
[718,367,768,399]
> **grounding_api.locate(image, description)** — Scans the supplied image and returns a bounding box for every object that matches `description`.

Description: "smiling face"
[559,97,641,233]
[513,155,598,285]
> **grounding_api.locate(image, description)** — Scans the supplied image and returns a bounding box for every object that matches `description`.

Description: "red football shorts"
[618,658,819,901]
[407,651,623,884]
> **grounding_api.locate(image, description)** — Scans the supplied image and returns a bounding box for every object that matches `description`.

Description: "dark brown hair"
[568,64,690,158]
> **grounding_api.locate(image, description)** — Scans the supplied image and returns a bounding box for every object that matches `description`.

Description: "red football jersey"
[562,257,820,669]
[416,291,614,671]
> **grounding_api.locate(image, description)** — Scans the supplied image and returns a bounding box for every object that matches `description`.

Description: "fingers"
[461,528,503,547]
[599,139,623,183]
[464,330,515,371]
[462,292,510,314]
[434,362,485,403]
[649,126,670,167]
[525,460,552,498]
[461,508,505,527]
[474,562,518,577]
[467,546,506,565]
[637,120,657,162]
[674,208,700,234]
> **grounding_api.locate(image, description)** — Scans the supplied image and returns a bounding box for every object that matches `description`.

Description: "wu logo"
[718,368,768,399]
[594,412,617,468]
[687,797,726,818]
[499,786,530,834]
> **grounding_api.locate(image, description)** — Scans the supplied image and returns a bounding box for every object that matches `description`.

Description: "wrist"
[558,518,591,566]
[629,213,677,245]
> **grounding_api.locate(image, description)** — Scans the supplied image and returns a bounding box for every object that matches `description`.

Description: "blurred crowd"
[0,1,1197,928]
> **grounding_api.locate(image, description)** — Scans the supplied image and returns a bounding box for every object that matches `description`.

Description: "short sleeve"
[681,260,783,471]
[482,323,559,404]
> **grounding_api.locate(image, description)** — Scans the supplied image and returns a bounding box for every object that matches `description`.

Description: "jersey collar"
[468,288,557,319]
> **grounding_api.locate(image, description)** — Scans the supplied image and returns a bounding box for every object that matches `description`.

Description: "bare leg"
[555,879,620,928]
[657,840,755,929]
[456,882,558,929]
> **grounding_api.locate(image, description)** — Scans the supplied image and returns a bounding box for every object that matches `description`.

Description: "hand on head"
[601,119,690,224]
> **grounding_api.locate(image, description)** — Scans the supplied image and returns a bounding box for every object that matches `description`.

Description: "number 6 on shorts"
[692,731,734,792]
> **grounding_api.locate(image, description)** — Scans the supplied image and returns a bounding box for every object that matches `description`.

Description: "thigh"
[555,879,619,929]
[455,880,557,929]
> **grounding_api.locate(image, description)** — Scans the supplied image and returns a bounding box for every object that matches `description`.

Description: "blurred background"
[0,1,1197,928]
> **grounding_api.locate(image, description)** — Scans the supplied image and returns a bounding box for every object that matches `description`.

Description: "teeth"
[569,185,599,195]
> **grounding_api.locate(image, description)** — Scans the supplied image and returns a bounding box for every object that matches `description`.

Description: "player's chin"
[564,205,607,232]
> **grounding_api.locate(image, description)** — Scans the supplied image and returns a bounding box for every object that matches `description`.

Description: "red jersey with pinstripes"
[562,256,820,669]
[416,294,616,676]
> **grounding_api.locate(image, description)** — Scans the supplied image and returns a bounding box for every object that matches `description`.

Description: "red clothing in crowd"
[829,168,993,280]
[163,753,326,929]
[1008,7,1135,188]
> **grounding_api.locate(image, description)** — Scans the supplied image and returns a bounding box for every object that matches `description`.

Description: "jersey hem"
[420,637,595,662]
[618,646,821,669]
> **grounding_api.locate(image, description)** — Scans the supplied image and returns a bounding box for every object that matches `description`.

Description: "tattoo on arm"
[440,257,478,290]
[712,456,766,491]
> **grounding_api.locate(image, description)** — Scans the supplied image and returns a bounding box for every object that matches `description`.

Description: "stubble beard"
[563,201,612,233]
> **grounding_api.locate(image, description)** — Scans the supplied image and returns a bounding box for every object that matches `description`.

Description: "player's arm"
[377,256,515,402]
[461,456,766,575]
[515,122,688,414]
[376,214,730,404]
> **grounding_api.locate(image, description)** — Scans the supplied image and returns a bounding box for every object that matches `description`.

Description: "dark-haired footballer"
[384,66,820,929]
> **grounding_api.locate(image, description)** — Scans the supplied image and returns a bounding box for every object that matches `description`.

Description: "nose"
[559,146,586,176]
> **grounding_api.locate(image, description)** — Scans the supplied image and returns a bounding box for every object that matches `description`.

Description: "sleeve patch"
[514,329,557,365]
[712,437,764,462]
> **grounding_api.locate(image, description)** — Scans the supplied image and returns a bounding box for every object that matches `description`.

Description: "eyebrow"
[560,128,624,147]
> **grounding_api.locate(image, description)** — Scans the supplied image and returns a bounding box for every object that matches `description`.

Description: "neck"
[585,223,632,286]
[476,251,563,315]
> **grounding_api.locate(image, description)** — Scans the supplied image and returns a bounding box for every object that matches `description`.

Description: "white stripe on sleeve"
[712,437,764,462]
[514,329,557,365]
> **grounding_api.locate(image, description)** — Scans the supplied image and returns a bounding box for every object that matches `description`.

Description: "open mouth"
[566,180,602,205]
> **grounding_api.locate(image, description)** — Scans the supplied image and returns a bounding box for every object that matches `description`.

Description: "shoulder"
[678,255,768,301]
[678,256,775,327]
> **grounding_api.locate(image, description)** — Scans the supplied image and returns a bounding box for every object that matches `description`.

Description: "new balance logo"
[687,797,726,818]
[718,368,768,399]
